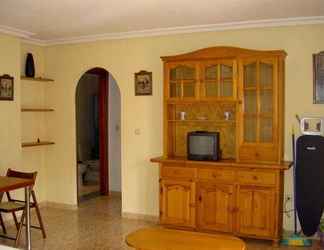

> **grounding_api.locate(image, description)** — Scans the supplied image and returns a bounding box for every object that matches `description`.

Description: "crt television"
[187,131,220,161]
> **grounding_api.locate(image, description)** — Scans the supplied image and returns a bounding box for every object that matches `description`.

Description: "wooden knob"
[253,176,258,180]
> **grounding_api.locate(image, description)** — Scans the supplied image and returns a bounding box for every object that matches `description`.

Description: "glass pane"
[220,79,233,97]
[205,65,218,80]
[170,68,178,80]
[260,117,273,142]
[170,66,195,80]
[260,89,273,113]
[170,82,181,98]
[183,82,195,97]
[260,62,273,87]
[244,90,257,114]
[244,63,257,88]
[205,82,218,97]
[221,64,233,79]
[244,117,257,142]
[183,66,195,80]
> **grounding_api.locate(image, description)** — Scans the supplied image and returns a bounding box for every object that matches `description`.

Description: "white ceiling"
[0,0,323,44]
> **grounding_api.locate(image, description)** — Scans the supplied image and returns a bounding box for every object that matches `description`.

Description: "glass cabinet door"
[259,61,274,143]
[202,60,236,100]
[242,59,276,144]
[243,62,257,143]
[168,64,197,100]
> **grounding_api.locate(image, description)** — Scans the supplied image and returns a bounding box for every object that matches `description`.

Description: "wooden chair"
[0,169,46,246]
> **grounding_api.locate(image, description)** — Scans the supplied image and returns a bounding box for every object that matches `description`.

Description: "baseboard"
[122,212,159,223]
[40,201,78,210]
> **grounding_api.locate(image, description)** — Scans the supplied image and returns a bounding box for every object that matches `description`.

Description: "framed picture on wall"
[313,51,324,104]
[0,74,14,101]
[135,70,152,96]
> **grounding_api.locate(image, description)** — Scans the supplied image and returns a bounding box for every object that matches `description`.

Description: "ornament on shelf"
[25,53,35,77]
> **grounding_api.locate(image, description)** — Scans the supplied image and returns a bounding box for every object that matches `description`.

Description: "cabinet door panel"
[201,60,236,100]
[260,61,273,87]
[237,186,275,237]
[169,82,181,98]
[244,116,257,142]
[244,62,257,88]
[238,57,279,163]
[197,183,234,232]
[160,179,196,228]
[166,63,198,101]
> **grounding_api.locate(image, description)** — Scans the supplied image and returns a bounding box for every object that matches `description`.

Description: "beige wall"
[0,34,48,204]
[1,23,323,230]
[0,34,21,173]
[42,24,324,230]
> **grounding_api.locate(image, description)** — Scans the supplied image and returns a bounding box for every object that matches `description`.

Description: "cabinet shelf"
[244,86,273,91]
[21,76,54,82]
[168,119,235,124]
[204,77,233,82]
[21,108,54,112]
[166,100,238,104]
[22,141,55,148]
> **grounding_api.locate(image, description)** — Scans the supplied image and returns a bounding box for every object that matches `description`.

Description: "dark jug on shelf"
[25,53,35,77]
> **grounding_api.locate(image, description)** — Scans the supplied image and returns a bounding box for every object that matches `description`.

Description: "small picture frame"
[0,74,14,101]
[313,51,324,104]
[135,70,152,96]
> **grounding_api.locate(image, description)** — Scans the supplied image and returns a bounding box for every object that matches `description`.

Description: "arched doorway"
[75,67,121,203]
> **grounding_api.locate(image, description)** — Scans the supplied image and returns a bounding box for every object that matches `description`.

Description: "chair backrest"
[6,169,37,188]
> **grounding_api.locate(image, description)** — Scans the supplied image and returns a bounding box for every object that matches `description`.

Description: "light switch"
[135,128,141,135]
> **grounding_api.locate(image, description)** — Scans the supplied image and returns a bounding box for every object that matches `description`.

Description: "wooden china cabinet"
[151,47,291,245]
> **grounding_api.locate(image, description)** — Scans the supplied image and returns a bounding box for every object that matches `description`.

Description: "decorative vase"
[25,53,35,77]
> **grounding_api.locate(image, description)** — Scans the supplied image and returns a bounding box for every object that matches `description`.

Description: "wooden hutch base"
[151,47,291,245]
[151,157,291,246]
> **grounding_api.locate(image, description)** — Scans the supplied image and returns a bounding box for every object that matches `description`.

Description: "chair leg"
[12,211,19,230]
[15,209,26,247]
[0,213,7,234]
[32,191,46,238]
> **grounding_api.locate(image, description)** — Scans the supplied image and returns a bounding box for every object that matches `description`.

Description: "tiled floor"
[78,182,100,197]
[0,195,320,250]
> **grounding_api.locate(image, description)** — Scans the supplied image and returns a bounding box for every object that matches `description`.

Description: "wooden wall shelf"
[21,108,54,112]
[22,141,55,148]
[21,76,54,82]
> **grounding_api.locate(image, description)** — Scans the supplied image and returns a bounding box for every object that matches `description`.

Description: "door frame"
[76,67,109,202]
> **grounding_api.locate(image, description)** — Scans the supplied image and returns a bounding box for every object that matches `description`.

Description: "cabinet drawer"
[161,166,196,179]
[237,170,276,186]
[239,146,278,163]
[198,168,235,182]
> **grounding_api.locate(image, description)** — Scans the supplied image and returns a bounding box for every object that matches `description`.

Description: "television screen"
[189,136,215,155]
[187,131,220,161]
